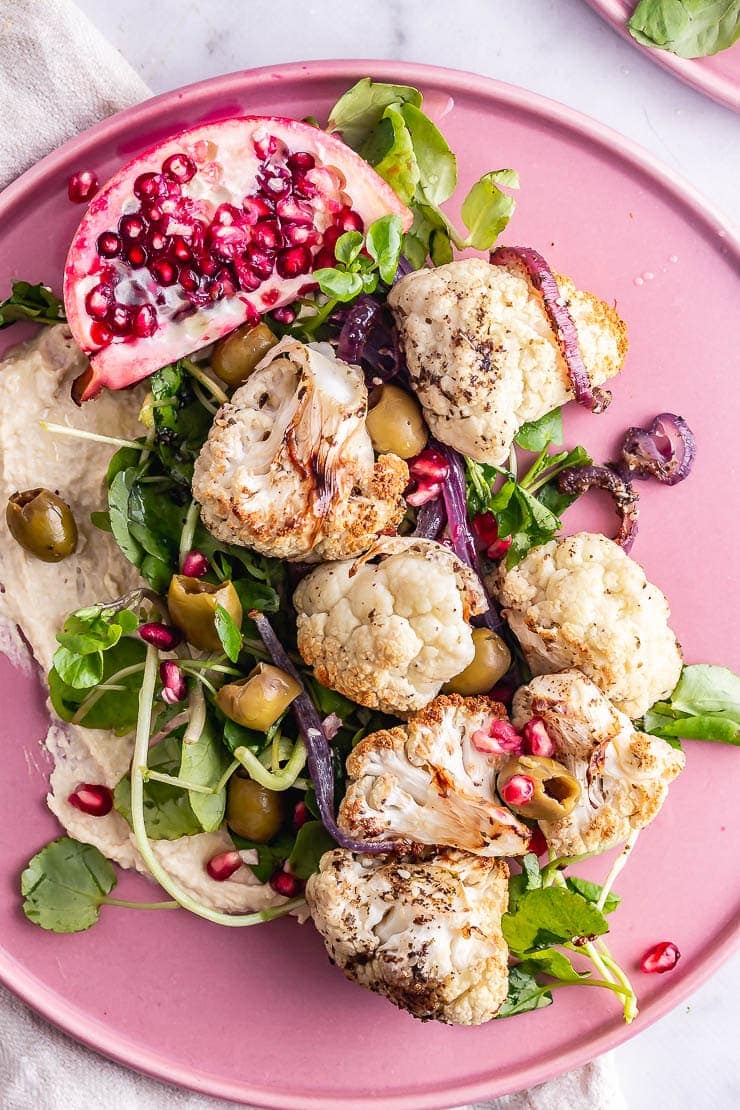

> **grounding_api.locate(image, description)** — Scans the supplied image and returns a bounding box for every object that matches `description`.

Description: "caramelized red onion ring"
[490,246,610,414]
[619,413,696,486]
[556,464,639,553]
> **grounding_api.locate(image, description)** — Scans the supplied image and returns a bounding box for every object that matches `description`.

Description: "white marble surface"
[70,1,740,1107]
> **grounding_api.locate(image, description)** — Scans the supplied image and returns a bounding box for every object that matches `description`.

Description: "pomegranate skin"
[64,116,412,400]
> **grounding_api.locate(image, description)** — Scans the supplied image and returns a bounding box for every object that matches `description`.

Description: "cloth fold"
[0,1,625,1107]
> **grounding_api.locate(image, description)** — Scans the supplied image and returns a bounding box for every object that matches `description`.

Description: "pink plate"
[1,60,739,1110]
[584,0,740,111]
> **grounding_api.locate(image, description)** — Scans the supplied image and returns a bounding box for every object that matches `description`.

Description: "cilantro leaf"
[0,281,65,329]
[502,886,609,954]
[21,837,116,933]
[629,0,740,59]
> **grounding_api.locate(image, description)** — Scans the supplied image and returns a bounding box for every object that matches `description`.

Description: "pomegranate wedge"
[64,117,412,401]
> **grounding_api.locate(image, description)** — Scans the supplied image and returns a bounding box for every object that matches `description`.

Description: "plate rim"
[1,57,738,1110]
[582,0,740,113]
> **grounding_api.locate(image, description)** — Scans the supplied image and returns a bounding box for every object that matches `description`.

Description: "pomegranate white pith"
[64,116,412,400]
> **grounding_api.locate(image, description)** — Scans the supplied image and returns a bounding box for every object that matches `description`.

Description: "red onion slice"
[412,495,445,540]
[249,612,409,856]
[619,413,696,486]
[490,246,610,414]
[556,465,639,552]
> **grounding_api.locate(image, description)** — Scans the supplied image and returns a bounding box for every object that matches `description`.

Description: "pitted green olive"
[444,627,512,696]
[167,575,242,652]
[6,488,78,562]
[497,755,581,821]
[211,322,278,386]
[216,663,301,732]
[366,383,428,459]
[226,774,286,842]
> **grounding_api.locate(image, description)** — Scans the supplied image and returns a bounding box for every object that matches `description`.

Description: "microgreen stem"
[214,758,239,794]
[142,769,214,794]
[40,421,145,452]
[103,897,179,911]
[71,662,146,724]
[179,500,201,568]
[187,670,218,696]
[597,831,639,911]
[596,940,639,1023]
[300,295,338,336]
[130,644,304,926]
[148,709,189,748]
[191,380,219,415]
[181,358,228,405]
[233,739,307,791]
[183,678,207,744]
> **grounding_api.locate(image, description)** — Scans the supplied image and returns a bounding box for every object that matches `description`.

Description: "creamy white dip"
[0,326,282,915]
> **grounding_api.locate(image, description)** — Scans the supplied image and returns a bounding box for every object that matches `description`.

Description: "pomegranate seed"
[322,224,341,249]
[89,320,113,346]
[336,207,364,232]
[523,717,555,757]
[148,229,169,254]
[67,170,98,203]
[262,288,279,308]
[246,247,275,279]
[276,196,314,225]
[192,138,217,164]
[261,171,291,198]
[141,202,166,226]
[487,536,513,561]
[131,304,157,338]
[500,774,535,807]
[214,267,237,298]
[179,267,200,293]
[138,621,181,649]
[472,512,499,547]
[119,214,146,241]
[292,170,319,198]
[472,719,522,755]
[124,243,148,268]
[641,941,681,974]
[313,246,337,269]
[150,258,178,286]
[233,260,262,292]
[159,660,187,704]
[209,223,248,261]
[406,482,442,507]
[409,449,450,483]
[272,305,296,325]
[68,783,113,817]
[96,231,121,258]
[133,172,163,199]
[84,284,113,319]
[181,550,210,577]
[162,152,196,183]
[243,302,261,327]
[253,133,286,161]
[212,203,243,226]
[194,250,219,277]
[527,826,549,857]
[170,235,192,262]
[270,869,302,898]
[293,801,310,830]
[252,220,283,251]
[287,151,315,172]
[206,850,242,881]
[108,304,133,335]
[276,246,312,278]
[282,224,319,247]
[242,195,273,224]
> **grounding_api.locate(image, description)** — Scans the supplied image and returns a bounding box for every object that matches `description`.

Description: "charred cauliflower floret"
[388,257,627,466]
[339,694,530,855]
[192,337,407,562]
[492,532,682,719]
[293,537,487,716]
[512,671,685,856]
[306,848,510,1025]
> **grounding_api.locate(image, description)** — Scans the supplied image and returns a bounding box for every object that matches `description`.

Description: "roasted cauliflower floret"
[293,537,487,715]
[339,694,530,855]
[492,532,682,719]
[512,671,685,856]
[306,848,510,1025]
[388,257,627,466]
[192,337,407,562]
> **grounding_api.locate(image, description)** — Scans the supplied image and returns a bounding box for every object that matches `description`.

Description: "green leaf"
[327,77,423,148]
[115,734,202,840]
[179,716,230,832]
[313,268,364,302]
[52,646,104,690]
[230,831,296,883]
[214,604,242,663]
[49,637,146,731]
[629,0,740,59]
[365,214,404,284]
[642,664,740,745]
[497,965,553,1018]
[502,886,609,954]
[366,104,420,206]
[287,820,335,879]
[460,169,518,250]
[515,408,563,452]
[565,876,621,914]
[508,852,543,912]
[108,469,144,567]
[400,102,457,205]
[221,717,265,756]
[21,837,116,933]
[334,231,364,266]
[0,281,65,329]
[518,947,584,983]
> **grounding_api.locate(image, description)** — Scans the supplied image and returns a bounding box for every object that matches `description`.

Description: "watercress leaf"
[52,646,104,690]
[56,613,121,655]
[521,852,543,890]
[149,362,213,484]
[460,169,518,250]
[361,271,379,294]
[214,603,242,663]
[515,408,563,451]
[368,105,420,206]
[502,886,609,954]
[106,446,142,487]
[565,876,621,914]
[115,734,202,840]
[306,677,355,719]
[108,469,143,567]
[140,554,173,594]
[90,510,112,533]
[116,609,140,635]
[628,0,740,59]
[21,837,116,933]
[430,226,454,266]
[399,102,457,205]
[230,830,296,883]
[671,664,740,725]
[287,820,336,879]
[645,714,738,745]
[49,637,146,731]
[221,717,265,755]
[179,716,230,832]
[334,230,364,266]
[497,964,553,1017]
[0,281,65,329]
[327,77,423,148]
[313,268,364,302]
[127,480,188,566]
[365,214,404,284]
[518,947,584,983]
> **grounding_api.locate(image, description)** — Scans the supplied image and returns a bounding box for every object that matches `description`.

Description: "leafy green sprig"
[629,0,740,59]
[0,281,65,329]
[642,664,740,747]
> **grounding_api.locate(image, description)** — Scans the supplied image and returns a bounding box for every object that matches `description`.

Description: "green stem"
[40,421,145,452]
[301,295,338,336]
[233,739,307,791]
[181,358,229,405]
[130,644,304,926]
[597,831,639,911]
[102,897,179,910]
[179,500,201,568]
[191,381,219,415]
[71,662,146,725]
[143,769,213,794]
[183,677,207,743]
[214,758,240,794]
[596,940,639,1023]
[187,670,218,696]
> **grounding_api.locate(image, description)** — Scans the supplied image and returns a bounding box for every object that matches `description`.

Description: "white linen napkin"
[0,2,625,1107]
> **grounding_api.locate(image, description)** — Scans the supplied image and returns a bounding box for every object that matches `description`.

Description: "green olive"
[6,488,78,563]
[167,575,242,652]
[216,663,301,732]
[497,755,581,822]
[226,774,286,842]
[366,383,428,459]
[443,628,511,696]
[211,322,278,386]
